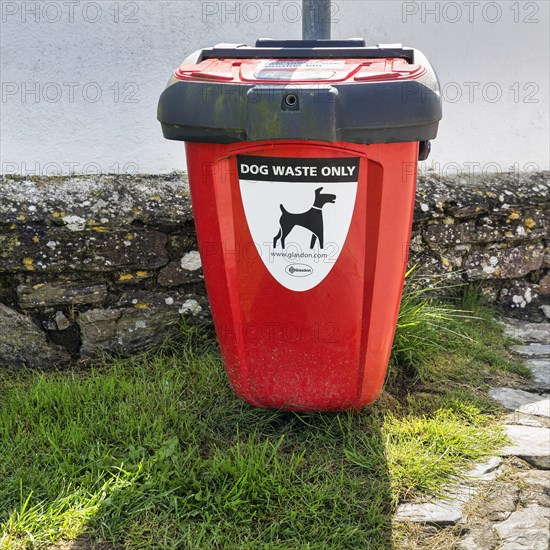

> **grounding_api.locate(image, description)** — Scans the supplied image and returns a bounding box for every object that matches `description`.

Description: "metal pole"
[302,0,331,40]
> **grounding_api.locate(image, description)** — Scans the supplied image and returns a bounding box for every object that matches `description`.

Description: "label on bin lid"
[238,156,359,292]
[253,60,345,81]
[175,58,425,83]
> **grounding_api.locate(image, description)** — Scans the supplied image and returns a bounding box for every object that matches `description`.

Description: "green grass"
[0,288,527,549]
[388,271,530,385]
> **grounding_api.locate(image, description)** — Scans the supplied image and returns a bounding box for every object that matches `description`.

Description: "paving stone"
[510,344,550,357]
[515,469,550,487]
[500,425,550,469]
[504,412,543,427]
[517,398,550,419]
[394,500,463,526]
[489,387,550,418]
[525,359,550,389]
[515,470,550,508]
[464,456,503,482]
[502,319,550,343]
[475,482,520,522]
[494,504,550,550]
[489,387,539,409]
[456,525,498,550]
[444,483,478,504]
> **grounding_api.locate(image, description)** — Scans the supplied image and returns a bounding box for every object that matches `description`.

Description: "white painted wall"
[1,1,548,176]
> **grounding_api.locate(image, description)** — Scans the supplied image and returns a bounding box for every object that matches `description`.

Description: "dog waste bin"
[158,39,442,411]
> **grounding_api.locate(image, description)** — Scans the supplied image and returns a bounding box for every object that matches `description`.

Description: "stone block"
[466,244,544,279]
[17,282,108,308]
[0,303,70,368]
[78,292,206,359]
[0,229,168,272]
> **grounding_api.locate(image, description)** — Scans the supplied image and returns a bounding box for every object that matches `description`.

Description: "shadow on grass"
[0,329,394,549]
[2,290,519,550]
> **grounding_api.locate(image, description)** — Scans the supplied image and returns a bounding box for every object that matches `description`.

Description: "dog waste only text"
[240,163,356,179]
[238,157,360,184]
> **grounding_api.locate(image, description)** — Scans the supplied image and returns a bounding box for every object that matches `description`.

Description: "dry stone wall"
[0,171,548,369]
[0,174,208,369]
[411,171,549,314]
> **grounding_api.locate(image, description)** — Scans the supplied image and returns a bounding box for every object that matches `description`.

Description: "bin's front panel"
[186,140,418,411]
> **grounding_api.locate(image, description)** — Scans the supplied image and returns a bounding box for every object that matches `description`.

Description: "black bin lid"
[158,39,442,145]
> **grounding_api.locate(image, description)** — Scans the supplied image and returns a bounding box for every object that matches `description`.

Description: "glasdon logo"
[285,264,313,277]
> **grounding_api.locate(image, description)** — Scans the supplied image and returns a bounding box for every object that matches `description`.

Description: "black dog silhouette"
[273,187,336,250]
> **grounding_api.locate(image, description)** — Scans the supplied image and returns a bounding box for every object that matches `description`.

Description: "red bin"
[158,39,442,411]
